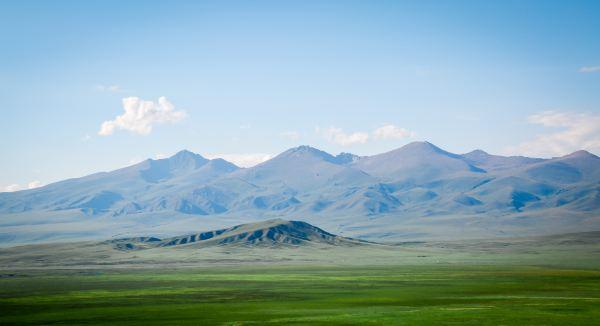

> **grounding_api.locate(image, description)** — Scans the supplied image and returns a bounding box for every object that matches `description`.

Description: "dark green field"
[1,265,599,325]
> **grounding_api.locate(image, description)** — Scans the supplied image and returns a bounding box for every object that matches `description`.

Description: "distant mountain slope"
[0,142,599,244]
[0,150,240,215]
[109,219,365,249]
[352,142,486,182]
[233,145,372,190]
[462,150,545,171]
[523,150,600,184]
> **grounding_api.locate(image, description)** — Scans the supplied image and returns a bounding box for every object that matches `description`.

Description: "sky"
[1,0,599,191]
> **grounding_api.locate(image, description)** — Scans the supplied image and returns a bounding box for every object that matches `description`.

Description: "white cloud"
[99,97,186,136]
[27,181,43,189]
[3,184,21,192]
[372,124,414,140]
[579,66,600,73]
[154,153,168,160]
[128,157,144,165]
[2,180,44,192]
[280,131,300,141]
[81,134,91,142]
[505,111,600,157]
[319,127,370,146]
[317,124,414,146]
[205,153,273,167]
[95,84,122,92]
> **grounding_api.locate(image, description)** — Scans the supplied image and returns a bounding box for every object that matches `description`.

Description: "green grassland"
[1,265,599,325]
[1,231,599,325]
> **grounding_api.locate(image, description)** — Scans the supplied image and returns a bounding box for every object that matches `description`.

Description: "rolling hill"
[109,219,365,250]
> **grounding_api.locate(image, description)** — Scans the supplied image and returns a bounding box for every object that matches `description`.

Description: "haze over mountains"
[0,141,598,245]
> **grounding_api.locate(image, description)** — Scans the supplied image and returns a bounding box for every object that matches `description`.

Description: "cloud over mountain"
[318,124,414,146]
[320,127,370,146]
[2,180,44,192]
[372,124,414,140]
[99,97,186,136]
[506,111,600,157]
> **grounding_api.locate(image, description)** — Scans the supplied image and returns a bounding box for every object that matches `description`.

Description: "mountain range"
[0,141,598,245]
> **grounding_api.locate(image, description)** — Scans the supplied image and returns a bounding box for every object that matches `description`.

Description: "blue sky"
[1,0,599,191]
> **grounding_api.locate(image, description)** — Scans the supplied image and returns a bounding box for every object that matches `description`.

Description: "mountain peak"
[168,150,208,165]
[465,149,490,157]
[203,158,240,171]
[277,145,336,162]
[171,149,201,159]
[394,141,457,157]
[402,141,440,150]
[287,145,326,154]
[562,150,598,159]
[462,149,493,162]
[334,152,361,164]
[352,140,486,178]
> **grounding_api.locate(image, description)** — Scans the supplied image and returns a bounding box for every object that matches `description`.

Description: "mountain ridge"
[1,141,598,244]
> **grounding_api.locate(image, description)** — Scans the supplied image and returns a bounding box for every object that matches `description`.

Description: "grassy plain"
[1,232,599,325]
[1,265,600,325]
